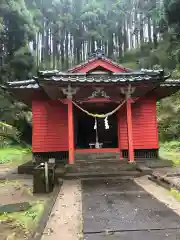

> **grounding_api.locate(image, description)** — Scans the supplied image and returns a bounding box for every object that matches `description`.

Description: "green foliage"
[170,188,180,201]
[0,200,45,230]
[122,36,180,70]
[0,147,31,165]
[11,46,35,80]
[160,141,180,152]
[122,62,138,70]
[0,0,36,83]
[159,141,180,166]
[165,0,180,35]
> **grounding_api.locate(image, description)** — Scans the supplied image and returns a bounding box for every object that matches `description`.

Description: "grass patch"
[0,200,46,231]
[0,146,32,167]
[159,141,180,167]
[0,179,46,231]
[170,188,180,202]
[160,141,180,151]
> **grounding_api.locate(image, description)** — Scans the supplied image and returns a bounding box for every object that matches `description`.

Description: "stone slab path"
[41,180,83,240]
[152,167,180,191]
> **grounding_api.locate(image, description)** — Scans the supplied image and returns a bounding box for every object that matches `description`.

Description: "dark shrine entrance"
[74,103,118,149]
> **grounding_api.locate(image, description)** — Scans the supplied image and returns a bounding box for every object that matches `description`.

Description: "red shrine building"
[6,52,180,165]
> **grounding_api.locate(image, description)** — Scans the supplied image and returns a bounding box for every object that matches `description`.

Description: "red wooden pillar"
[126,99,134,162]
[117,112,123,160]
[68,100,75,164]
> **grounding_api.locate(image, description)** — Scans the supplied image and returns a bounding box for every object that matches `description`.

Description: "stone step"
[136,159,173,168]
[65,162,137,173]
[75,152,120,161]
[136,164,152,174]
[62,171,143,179]
[75,159,128,165]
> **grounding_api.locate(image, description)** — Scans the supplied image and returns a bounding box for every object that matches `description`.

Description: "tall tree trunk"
[147,16,152,44]
[153,21,158,49]
[140,13,144,47]
[118,26,123,61]
[76,40,81,64]
[104,41,108,56]
[82,40,85,61]
[60,37,65,70]
[134,10,139,48]
[97,40,101,49]
[123,20,129,52]
[91,37,95,53]
[52,34,57,69]
[108,33,113,58]
[65,32,69,70]
[56,41,60,69]
[70,35,73,66]
[36,32,40,67]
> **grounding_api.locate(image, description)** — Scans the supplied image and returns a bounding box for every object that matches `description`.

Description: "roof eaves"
[7,79,36,86]
[41,74,160,83]
[160,78,180,87]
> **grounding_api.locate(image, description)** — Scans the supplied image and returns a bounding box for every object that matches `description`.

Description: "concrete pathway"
[135,176,180,217]
[41,180,83,240]
[82,178,180,240]
[40,177,180,240]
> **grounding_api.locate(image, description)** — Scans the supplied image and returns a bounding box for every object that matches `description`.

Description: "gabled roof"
[2,50,177,104]
[68,56,132,73]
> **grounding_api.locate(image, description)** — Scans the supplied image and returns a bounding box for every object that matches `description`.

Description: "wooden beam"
[126,99,134,162]
[68,100,75,164]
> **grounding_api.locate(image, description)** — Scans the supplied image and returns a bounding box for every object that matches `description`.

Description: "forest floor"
[0,178,50,240]
[0,147,52,240]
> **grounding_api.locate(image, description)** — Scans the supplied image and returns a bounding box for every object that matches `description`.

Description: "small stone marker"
[0,202,31,214]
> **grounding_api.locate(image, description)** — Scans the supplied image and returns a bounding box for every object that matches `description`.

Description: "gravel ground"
[134,176,180,216]
[41,180,83,240]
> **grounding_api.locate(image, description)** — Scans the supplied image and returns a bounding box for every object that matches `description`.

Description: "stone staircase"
[56,153,142,178]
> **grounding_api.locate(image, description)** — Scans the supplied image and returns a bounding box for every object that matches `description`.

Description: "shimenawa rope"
[72,100,126,118]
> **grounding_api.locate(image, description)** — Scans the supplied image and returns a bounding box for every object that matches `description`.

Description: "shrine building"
[5,52,180,164]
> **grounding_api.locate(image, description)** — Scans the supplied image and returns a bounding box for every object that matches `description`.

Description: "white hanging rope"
[104,117,109,129]
[94,117,100,148]
[94,117,97,129]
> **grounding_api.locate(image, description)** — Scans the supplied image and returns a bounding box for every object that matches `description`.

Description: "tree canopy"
[0,0,180,143]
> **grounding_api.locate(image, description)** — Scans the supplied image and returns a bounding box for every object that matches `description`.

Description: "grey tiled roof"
[5,70,178,89]
[43,75,154,82]
[7,79,39,89]
[38,69,163,77]
[6,79,179,89]
[37,70,165,83]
